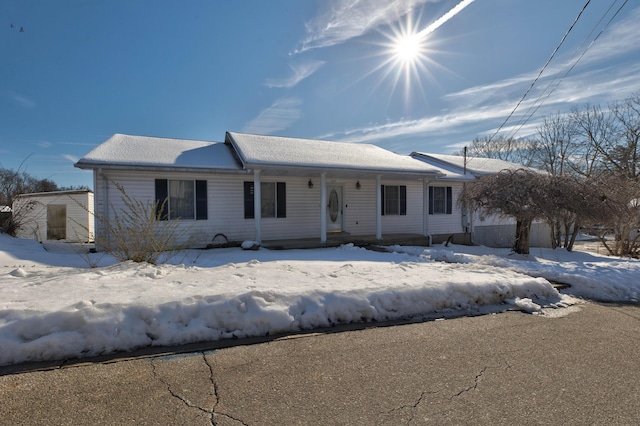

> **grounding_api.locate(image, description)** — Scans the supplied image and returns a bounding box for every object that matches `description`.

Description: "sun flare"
[363,10,448,104]
[393,33,422,65]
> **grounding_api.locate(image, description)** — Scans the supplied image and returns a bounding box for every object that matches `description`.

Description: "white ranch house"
[411,153,551,248]
[75,132,545,249]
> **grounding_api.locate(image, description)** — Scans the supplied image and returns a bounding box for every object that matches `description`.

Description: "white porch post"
[376,175,382,240]
[253,169,262,244]
[423,178,430,237]
[320,172,327,243]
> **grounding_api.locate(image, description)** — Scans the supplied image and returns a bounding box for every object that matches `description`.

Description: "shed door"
[47,205,66,240]
[326,186,343,232]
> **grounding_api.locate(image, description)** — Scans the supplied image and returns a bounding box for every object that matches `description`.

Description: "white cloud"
[265,60,326,88]
[294,0,435,54]
[6,92,36,108]
[37,141,52,148]
[323,60,640,147]
[63,154,79,163]
[243,97,303,134]
[568,5,640,68]
[311,4,640,152]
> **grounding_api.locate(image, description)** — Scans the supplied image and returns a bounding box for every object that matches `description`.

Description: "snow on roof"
[75,134,242,171]
[15,189,92,198]
[225,132,443,176]
[409,155,474,181]
[412,153,542,176]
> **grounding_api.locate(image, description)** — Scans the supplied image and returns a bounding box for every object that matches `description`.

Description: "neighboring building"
[12,190,94,243]
[0,206,11,230]
[411,153,551,248]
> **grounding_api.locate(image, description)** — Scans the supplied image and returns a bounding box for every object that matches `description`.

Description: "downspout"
[424,178,432,246]
[99,168,109,249]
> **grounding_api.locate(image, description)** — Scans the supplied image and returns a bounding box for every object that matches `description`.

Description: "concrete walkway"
[1,302,639,425]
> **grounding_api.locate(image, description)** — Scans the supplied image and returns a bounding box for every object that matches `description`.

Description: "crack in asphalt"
[451,367,487,399]
[149,358,212,421]
[149,352,248,426]
[378,389,442,424]
[202,351,250,425]
[202,352,249,426]
[451,361,511,400]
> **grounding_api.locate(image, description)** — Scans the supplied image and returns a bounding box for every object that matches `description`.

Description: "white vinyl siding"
[13,191,94,243]
[96,170,249,247]
[379,180,422,234]
[426,183,464,235]
[93,171,429,247]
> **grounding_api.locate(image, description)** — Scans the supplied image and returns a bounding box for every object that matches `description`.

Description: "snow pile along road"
[2,234,639,366]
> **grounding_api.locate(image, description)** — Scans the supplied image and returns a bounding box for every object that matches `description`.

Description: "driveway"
[1,302,639,425]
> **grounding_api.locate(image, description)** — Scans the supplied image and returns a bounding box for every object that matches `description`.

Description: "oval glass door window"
[328,189,339,222]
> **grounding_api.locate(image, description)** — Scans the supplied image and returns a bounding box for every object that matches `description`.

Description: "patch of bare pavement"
[1,302,639,425]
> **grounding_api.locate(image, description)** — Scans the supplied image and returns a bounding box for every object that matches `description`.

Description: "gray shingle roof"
[225,132,443,176]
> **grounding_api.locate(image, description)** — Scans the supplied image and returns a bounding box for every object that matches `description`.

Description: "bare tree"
[590,174,640,258]
[569,104,617,178]
[533,113,578,176]
[608,93,640,180]
[538,174,604,251]
[460,169,548,254]
[456,135,537,167]
[0,168,59,207]
[0,167,59,235]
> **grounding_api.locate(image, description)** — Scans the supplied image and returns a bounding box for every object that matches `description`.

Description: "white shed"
[12,190,94,243]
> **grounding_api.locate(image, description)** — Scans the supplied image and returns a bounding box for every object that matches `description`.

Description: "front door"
[326,186,343,232]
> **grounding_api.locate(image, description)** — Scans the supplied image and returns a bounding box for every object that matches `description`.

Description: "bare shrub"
[590,175,640,258]
[2,199,39,236]
[77,181,189,264]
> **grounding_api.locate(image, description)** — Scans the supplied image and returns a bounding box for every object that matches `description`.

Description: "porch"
[262,232,432,250]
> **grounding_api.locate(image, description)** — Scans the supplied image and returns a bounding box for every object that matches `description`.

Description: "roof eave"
[241,161,444,178]
[74,161,248,175]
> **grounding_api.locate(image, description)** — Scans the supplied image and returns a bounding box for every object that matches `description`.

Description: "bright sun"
[394,34,421,65]
[366,13,441,102]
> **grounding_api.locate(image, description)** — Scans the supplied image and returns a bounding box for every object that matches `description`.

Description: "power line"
[487,0,592,142]
[504,0,629,140]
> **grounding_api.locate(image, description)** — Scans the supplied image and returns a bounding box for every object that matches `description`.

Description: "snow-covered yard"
[1,234,638,366]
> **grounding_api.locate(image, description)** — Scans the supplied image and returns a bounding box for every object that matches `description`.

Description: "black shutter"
[380,185,385,216]
[155,179,168,220]
[428,186,434,215]
[244,182,254,219]
[276,182,286,218]
[446,186,453,214]
[400,185,407,216]
[195,180,207,220]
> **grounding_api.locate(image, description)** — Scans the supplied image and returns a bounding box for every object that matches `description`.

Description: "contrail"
[416,0,476,39]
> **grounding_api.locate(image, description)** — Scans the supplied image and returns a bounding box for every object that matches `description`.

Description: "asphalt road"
[1,302,639,425]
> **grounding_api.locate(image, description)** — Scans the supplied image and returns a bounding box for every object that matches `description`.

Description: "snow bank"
[2,235,639,366]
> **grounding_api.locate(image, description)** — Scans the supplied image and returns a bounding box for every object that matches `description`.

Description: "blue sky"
[2,0,639,189]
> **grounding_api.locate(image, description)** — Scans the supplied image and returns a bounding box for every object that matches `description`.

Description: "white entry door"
[326,186,343,232]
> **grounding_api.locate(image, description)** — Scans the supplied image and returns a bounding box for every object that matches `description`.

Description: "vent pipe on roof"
[463,146,467,175]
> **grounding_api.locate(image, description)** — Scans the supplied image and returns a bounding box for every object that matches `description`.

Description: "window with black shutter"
[429,186,453,215]
[154,179,207,220]
[380,185,407,216]
[244,182,286,219]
